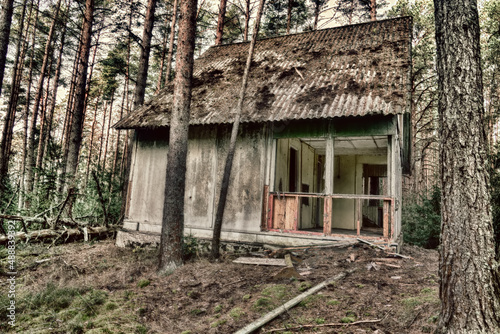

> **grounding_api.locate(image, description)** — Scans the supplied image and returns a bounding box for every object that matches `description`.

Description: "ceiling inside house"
[301,136,388,155]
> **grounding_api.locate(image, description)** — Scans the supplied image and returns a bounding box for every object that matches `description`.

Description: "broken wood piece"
[234,269,355,334]
[273,254,301,280]
[284,254,293,267]
[386,252,412,259]
[366,262,380,271]
[356,238,387,250]
[273,266,302,280]
[266,318,383,332]
[371,257,400,262]
[233,257,287,266]
[375,262,401,269]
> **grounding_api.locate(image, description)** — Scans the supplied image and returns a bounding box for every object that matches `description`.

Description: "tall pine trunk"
[0,0,14,97]
[19,0,40,209]
[211,0,266,260]
[215,0,227,45]
[63,0,94,193]
[25,0,62,195]
[158,0,198,275]
[434,0,500,332]
[0,0,29,194]
[133,0,156,109]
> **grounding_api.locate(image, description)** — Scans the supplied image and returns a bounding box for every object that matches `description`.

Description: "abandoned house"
[114,16,412,249]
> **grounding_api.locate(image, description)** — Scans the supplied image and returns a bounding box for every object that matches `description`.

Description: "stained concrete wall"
[124,125,266,235]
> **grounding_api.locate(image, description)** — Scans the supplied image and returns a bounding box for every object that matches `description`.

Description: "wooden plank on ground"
[233,257,287,266]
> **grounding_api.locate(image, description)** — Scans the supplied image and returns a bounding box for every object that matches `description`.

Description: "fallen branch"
[0,225,118,245]
[234,269,355,334]
[0,214,88,229]
[266,318,383,333]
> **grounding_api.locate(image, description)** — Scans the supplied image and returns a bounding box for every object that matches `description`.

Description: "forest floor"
[0,238,440,334]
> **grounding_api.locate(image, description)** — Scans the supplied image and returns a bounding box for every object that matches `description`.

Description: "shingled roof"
[115,16,412,129]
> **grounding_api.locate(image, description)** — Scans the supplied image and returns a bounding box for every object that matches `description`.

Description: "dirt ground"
[0,238,440,333]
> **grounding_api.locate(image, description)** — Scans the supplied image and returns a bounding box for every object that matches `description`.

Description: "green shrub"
[402,185,441,248]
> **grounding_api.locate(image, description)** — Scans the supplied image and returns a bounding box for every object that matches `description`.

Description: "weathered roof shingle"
[115,16,412,129]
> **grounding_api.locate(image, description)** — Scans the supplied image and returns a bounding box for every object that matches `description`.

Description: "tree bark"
[215,0,228,45]
[434,0,500,332]
[63,0,94,192]
[211,0,266,260]
[0,0,14,97]
[158,0,198,275]
[133,0,157,109]
[370,0,376,21]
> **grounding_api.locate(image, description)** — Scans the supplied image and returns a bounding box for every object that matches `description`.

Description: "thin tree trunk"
[165,0,178,83]
[0,0,28,194]
[85,95,100,183]
[63,0,94,192]
[215,0,228,45]
[155,10,171,94]
[0,0,14,97]
[133,0,157,109]
[19,0,40,210]
[119,0,134,221]
[243,0,250,41]
[313,0,320,30]
[102,95,114,172]
[97,101,108,171]
[370,0,376,21]
[434,0,500,332]
[158,0,198,275]
[25,0,62,194]
[211,0,266,260]
[286,0,292,34]
[40,2,69,171]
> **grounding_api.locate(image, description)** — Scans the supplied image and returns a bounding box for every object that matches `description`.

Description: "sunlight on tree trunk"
[158,0,198,275]
[434,0,500,332]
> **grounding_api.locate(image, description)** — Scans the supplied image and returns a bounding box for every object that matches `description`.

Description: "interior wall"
[332,155,356,229]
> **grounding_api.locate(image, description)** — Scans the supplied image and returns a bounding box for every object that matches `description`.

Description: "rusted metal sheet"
[115,17,412,130]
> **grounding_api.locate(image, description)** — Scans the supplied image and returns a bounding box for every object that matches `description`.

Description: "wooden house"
[114,17,412,249]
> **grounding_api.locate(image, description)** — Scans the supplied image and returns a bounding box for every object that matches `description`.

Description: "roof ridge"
[210,16,412,49]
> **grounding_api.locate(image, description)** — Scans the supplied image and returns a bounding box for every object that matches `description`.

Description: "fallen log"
[0,214,88,230]
[0,225,118,245]
[234,269,355,334]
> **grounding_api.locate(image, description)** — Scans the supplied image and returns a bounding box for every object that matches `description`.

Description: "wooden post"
[323,196,332,235]
[267,193,274,230]
[294,195,299,230]
[261,185,269,230]
[356,198,361,236]
[383,200,389,238]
